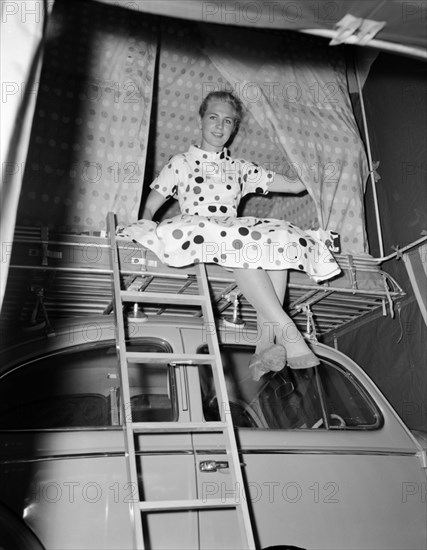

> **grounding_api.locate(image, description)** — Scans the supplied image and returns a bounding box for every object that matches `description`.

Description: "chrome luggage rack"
[2,226,406,340]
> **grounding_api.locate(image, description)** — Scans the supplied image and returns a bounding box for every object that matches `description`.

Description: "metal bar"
[368,235,427,264]
[196,263,256,549]
[126,352,215,364]
[290,290,334,311]
[132,421,226,433]
[12,238,111,248]
[300,29,427,60]
[156,275,196,315]
[139,498,238,512]
[121,290,205,306]
[106,212,145,550]
[354,51,384,256]
[193,281,238,318]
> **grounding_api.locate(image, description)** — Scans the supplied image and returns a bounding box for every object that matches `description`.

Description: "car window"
[198,345,381,430]
[0,340,177,429]
[313,360,382,429]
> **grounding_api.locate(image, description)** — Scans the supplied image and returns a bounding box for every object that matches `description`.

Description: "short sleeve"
[239,160,275,197]
[149,156,182,199]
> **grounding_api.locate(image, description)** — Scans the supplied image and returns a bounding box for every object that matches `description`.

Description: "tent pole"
[354,51,385,257]
[300,30,427,61]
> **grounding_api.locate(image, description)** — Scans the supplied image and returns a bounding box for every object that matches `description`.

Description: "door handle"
[199,460,229,472]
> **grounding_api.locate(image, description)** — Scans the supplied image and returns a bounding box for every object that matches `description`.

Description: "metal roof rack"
[2,226,405,340]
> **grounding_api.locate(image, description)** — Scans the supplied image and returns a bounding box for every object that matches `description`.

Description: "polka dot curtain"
[139,19,369,253]
[19,0,157,233]
[150,20,319,231]
[203,26,369,253]
[19,1,368,253]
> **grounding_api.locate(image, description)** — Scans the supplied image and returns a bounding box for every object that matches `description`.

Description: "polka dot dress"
[120,145,341,282]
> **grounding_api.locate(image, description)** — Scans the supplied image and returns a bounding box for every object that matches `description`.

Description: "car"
[0,315,426,550]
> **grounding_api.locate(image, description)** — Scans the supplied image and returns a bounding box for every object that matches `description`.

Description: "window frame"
[197,343,384,431]
[312,357,384,431]
[0,337,179,431]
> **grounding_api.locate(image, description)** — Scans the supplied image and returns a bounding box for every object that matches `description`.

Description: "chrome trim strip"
[237,448,418,457]
[0,449,196,465]
[0,427,123,433]
[0,452,125,465]
[1,447,418,465]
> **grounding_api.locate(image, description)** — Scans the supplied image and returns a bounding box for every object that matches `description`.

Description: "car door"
[0,327,202,550]
[188,338,426,550]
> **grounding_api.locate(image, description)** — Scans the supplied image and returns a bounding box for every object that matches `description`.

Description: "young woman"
[119,91,340,380]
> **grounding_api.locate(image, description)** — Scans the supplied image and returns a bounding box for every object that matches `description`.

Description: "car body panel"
[0,317,426,549]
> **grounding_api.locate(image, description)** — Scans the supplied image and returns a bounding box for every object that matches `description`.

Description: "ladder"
[107,213,256,550]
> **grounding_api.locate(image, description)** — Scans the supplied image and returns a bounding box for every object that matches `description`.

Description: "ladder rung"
[131,421,227,433]
[126,352,216,365]
[121,290,206,306]
[139,498,239,512]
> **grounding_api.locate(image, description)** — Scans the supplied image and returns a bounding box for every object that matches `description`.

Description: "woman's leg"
[254,270,288,354]
[233,268,319,368]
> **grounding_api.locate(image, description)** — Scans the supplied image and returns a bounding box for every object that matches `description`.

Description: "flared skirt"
[118,215,341,282]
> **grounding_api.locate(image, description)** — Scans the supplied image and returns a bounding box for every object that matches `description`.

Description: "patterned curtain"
[203,26,369,253]
[18,2,369,254]
[19,0,158,232]
[149,19,319,232]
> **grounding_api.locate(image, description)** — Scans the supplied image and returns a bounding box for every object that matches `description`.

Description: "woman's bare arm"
[267,173,306,194]
[141,189,167,220]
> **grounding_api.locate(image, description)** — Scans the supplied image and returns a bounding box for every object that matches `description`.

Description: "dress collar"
[188,144,230,161]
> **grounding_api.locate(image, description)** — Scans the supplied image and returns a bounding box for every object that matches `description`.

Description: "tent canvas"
[2,0,427,305]
[1,0,426,431]
[16,7,369,249]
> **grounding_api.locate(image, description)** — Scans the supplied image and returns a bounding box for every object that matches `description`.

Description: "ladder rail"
[107,213,146,550]
[196,263,257,549]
